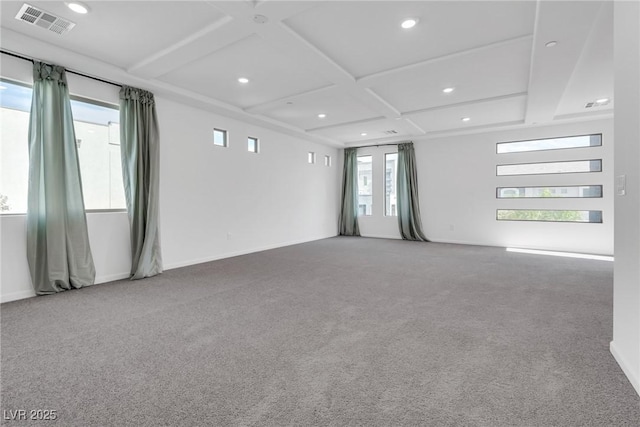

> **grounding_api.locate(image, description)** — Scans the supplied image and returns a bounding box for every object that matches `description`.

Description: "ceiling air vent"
[383,130,398,135]
[15,4,76,35]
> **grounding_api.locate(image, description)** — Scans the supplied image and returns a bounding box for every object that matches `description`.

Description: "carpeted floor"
[1,237,639,426]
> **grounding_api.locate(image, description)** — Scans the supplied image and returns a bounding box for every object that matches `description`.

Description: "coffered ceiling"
[0,1,614,147]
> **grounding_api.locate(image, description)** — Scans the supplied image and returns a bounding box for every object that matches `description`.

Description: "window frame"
[356,154,373,216]
[0,77,126,214]
[496,209,603,224]
[247,136,259,153]
[496,159,602,177]
[496,185,603,199]
[496,133,602,154]
[213,128,228,147]
[384,152,398,217]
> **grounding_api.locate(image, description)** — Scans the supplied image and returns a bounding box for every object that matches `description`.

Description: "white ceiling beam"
[553,109,613,122]
[357,34,533,88]
[127,16,253,79]
[524,0,603,124]
[306,116,387,133]
[403,92,528,117]
[343,119,527,147]
[126,0,315,80]
[243,85,337,114]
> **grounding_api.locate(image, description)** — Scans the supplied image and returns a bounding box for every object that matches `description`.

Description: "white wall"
[157,97,339,269]
[611,0,640,396]
[417,119,613,255]
[350,120,613,255]
[0,55,339,303]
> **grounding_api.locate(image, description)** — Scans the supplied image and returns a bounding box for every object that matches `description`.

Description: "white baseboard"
[95,272,130,284]
[359,234,402,240]
[1,236,337,303]
[610,341,640,397]
[0,289,36,303]
[164,234,336,271]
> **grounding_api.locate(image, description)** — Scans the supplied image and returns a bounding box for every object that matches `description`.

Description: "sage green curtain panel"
[120,86,163,279]
[338,148,360,236]
[26,61,96,295]
[397,142,428,241]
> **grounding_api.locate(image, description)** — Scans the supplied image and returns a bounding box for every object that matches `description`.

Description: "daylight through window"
[0,78,126,213]
[357,155,373,216]
[385,153,398,216]
[247,136,259,153]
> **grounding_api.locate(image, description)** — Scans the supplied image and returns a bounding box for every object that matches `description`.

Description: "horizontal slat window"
[497,134,601,153]
[496,185,602,198]
[496,160,601,176]
[497,209,603,223]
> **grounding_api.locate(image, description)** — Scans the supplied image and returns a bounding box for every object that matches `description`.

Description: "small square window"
[308,152,316,164]
[324,155,331,167]
[213,128,227,147]
[248,136,259,153]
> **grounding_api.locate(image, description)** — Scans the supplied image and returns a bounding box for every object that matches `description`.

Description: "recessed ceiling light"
[318,113,327,118]
[545,41,558,48]
[238,77,249,84]
[461,117,471,122]
[66,2,89,14]
[0,86,6,90]
[443,87,455,94]
[401,18,419,29]
[361,133,367,136]
[595,98,610,104]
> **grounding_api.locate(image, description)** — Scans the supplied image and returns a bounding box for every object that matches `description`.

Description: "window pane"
[496,160,601,176]
[71,98,125,210]
[497,134,601,153]
[357,155,372,216]
[385,153,398,216]
[496,185,602,198]
[497,210,602,223]
[0,79,125,213]
[247,137,258,153]
[213,128,227,147]
[0,80,31,213]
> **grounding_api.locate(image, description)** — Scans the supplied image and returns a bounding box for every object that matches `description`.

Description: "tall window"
[357,155,372,216]
[0,78,125,213]
[385,153,398,216]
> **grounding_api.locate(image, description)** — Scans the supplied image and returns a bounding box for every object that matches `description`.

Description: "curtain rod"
[1,49,123,89]
[347,141,411,149]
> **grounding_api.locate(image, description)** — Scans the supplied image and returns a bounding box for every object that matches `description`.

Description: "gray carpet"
[1,237,639,426]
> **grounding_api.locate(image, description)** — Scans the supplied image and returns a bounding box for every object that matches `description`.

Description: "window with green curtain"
[397,142,428,241]
[338,147,360,236]
[26,61,96,294]
[119,86,163,279]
